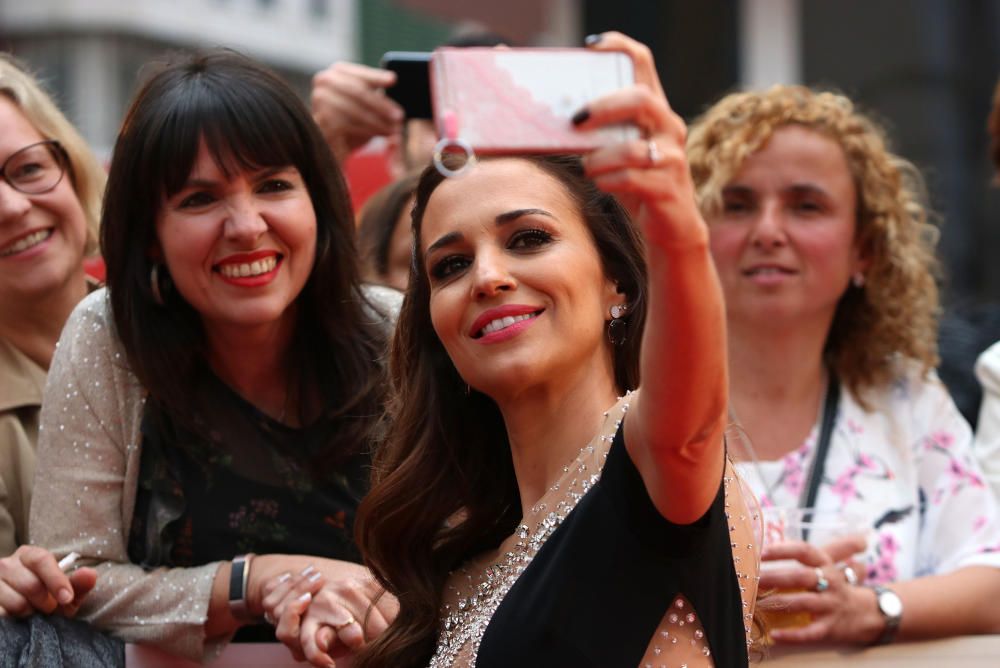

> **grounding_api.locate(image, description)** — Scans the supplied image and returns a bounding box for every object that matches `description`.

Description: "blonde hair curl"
[687,85,940,403]
[0,52,105,255]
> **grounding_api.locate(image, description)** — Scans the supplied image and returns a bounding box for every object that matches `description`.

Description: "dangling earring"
[150,263,171,306]
[608,304,628,347]
[851,272,866,288]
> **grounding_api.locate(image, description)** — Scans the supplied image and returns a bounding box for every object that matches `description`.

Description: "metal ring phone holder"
[433,109,477,178]
[432,137,477,178]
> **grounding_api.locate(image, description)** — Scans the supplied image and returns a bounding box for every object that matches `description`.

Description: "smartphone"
[429,47,639,154]
[380,51,433,120]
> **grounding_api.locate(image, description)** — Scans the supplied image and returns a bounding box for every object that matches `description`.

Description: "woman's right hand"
[311,61,404,162]
[262,566,398,667]
[0,545,97,617]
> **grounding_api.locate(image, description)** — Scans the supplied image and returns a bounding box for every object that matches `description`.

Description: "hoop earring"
[607,304,628,347]
[851,272,866,288]
[150,264,171,306]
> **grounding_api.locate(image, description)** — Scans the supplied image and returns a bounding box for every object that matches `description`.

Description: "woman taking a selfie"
[273,33,760,668]
[687,86,1000,645]
[25,50,399,660]
[0,53,105,612]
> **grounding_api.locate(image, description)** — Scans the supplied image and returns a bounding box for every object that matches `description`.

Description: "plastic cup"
[760,507,870,633]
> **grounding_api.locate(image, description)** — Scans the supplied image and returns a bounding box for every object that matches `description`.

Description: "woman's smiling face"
[421,158,620,397]
[154,140,317,339]
[0,96,88,306]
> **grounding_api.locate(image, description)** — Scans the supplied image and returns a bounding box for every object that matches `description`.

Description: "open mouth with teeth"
[0,229,53,257]
[214,254,281,279]
[474,310,543,339]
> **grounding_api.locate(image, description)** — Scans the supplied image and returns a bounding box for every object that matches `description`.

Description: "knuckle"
[637,44,654,63]
[8,599,31,617]
[20,546,45,565]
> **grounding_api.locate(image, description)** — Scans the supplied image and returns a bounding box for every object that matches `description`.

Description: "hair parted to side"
[100,49,387,465]
[687,85,940,403]
[0,53,105,255]
[989,77,1000,181]
[353,154,647,667]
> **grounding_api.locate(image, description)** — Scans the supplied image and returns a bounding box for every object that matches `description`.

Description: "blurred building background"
[1,0,999,307]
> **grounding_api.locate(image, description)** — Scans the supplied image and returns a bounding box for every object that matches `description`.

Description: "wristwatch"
[228,553,255,621]
[872,585,903,644]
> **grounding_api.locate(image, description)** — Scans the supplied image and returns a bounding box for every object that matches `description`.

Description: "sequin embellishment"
[429,397,631,667]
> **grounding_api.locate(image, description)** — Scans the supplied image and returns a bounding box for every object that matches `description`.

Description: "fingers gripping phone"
[381,48,638,155]
[430,47,638,155]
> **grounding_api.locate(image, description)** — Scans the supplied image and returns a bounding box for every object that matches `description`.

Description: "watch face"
[878,589,903,619]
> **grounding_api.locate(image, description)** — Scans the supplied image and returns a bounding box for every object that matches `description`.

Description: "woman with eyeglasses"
[0,53,106,615]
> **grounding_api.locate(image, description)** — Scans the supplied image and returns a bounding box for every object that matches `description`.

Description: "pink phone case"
[429,47,638,155]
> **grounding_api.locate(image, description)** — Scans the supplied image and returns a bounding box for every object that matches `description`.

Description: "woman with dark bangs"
[24,51,400,660]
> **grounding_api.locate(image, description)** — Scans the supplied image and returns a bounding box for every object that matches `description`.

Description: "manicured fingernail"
[277,572,291,584]
[300,565,315,577]
[57,589,73,605]
[571,108,590,126]
[308,571,323,583]
[297,592,312,602]
[584,34,603,46]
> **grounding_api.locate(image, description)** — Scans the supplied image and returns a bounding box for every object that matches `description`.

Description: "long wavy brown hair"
[353,154,648,667]
[687,85,940,404]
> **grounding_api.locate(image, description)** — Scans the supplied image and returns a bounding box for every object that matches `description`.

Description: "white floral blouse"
[737,364,1000,584]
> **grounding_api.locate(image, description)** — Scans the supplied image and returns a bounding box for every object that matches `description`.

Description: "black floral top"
[127,370,371,639]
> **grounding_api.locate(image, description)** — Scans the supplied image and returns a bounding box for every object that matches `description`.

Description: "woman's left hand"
[761,537,885,644]
[574,31,706,250]
[264,568,398,666]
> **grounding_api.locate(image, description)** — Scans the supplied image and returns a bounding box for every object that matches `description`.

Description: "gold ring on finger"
[332,615,356,631]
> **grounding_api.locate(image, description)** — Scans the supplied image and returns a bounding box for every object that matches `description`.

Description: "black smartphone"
[380,51,432,120]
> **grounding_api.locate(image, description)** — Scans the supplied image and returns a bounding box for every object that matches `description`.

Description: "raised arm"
[575,32,727,525]
[311,61,403,163]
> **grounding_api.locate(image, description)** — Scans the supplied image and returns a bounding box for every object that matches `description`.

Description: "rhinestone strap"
[428,396,631,667]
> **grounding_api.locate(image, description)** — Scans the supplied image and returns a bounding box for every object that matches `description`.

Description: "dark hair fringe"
[100,49,388,471]
[354,154,648,667]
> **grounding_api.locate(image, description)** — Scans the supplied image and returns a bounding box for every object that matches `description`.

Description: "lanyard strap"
[799,373,840,542]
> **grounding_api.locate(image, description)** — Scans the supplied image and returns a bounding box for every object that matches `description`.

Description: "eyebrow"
[786,183,831,198]
[424,208,555,257]
[722,183,831,198]
[179,166,290,191]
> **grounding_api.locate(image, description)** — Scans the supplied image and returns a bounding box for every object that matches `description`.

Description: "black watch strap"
[228,553,254,621]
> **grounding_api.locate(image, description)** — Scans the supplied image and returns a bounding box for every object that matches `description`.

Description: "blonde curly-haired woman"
[688,85,1000,646]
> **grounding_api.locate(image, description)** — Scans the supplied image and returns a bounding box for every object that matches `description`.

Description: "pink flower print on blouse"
[781,455,807,499]
[932,455,986,505]
[827,453,892,509]
[924,430,956,452]
[867,531,901,584]
[830,469,861,506]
